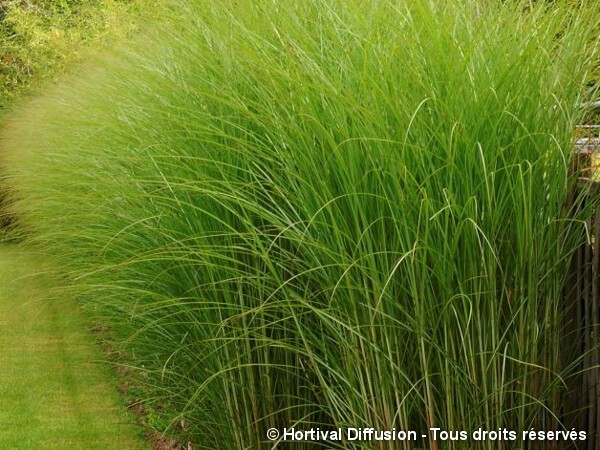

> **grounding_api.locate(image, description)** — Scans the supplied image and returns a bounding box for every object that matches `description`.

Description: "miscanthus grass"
[1,0,598,448]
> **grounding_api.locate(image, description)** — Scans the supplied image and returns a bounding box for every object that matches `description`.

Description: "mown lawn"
[0,245,148,450]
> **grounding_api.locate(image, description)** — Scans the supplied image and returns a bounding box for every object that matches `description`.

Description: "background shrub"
[0,0,144,109]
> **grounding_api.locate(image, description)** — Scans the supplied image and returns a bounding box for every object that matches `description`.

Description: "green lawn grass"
[0,244,148,450]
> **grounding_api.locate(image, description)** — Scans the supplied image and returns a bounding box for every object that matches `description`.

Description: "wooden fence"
[563,127,600,449]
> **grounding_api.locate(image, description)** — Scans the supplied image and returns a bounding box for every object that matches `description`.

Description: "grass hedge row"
[1,0,599,448]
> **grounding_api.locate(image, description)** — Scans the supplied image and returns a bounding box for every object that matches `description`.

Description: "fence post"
[566,134,600,449]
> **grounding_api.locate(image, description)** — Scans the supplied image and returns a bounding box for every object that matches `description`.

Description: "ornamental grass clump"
[1,0,598,448]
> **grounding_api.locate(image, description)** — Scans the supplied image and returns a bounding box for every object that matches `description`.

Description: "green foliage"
[0,0,141,108]
[1,0,599,448]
